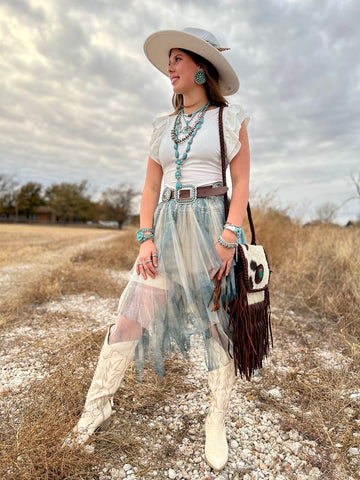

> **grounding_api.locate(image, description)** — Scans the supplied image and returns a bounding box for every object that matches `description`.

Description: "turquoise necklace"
[172,102,211,190]
[180,103,210,134]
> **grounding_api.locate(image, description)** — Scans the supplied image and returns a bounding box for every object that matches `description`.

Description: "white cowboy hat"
[143,27,239,96]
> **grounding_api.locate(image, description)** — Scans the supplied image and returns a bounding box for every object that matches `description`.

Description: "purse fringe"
[227,274,272,381]
[210,273,272,381]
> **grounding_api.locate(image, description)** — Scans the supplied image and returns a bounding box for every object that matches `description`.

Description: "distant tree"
[336,171,360,222]
[45,181,95,223]
[347,172,360,220]
[0,174,18,217]
[315,202,339,223]
[349,171,360,200]
[0,174,14,196]
[100,184,139,228]
[17,182,44,219]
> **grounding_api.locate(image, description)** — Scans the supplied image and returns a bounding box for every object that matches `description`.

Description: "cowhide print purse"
[216,106,273,381]
[228,236,272,381]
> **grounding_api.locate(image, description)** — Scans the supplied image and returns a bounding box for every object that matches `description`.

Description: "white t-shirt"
[149,105,249,189]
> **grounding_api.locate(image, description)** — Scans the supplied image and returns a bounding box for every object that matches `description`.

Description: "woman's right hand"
[136,240,158,280]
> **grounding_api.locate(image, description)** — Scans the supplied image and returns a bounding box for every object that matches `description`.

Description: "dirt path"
[0,229,122,301]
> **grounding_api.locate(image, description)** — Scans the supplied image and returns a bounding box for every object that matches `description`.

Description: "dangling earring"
[194,69,206,85]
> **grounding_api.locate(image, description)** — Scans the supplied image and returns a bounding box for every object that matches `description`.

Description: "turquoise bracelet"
[224,224,243,238]
[136,228,154,244]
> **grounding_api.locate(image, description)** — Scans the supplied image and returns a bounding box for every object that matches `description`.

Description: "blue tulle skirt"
[117,192,246,379]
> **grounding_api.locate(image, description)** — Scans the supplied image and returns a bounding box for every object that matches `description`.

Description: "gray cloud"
[1,0,46,22]
[0,0,359,223]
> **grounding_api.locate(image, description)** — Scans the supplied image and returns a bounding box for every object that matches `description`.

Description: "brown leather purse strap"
[218,105,228,218]
[218,105,256,245]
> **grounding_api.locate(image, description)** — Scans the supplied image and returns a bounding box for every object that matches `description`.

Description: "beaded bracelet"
[218,235,238,261]
[218,235,238,249]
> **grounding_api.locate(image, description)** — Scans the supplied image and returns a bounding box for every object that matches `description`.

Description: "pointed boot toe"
[205,416,229,471]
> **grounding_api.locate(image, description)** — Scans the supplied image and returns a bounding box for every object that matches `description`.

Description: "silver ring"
[145,259,152,264]
[152,254,158,258]
[137,262,142,266]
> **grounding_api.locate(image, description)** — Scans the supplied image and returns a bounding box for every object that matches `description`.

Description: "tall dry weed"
[248,201,360,343]
[276,225,359,343]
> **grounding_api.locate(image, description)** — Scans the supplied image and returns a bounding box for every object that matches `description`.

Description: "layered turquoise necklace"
[171,102,211,190]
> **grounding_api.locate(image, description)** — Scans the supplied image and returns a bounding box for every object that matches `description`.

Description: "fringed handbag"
[215,106,273,381]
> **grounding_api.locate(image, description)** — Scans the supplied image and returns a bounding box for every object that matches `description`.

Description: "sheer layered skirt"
[115,195,246,379]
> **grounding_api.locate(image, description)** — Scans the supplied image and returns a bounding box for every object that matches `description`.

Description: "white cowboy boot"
[205,361,236,471]
[64,325,137,446]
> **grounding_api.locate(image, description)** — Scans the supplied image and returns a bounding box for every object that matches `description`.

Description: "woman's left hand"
[212,229,238,280]
[213,242,235,280]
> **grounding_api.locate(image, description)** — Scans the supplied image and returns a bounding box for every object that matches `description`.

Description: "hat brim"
[143,30,239,96]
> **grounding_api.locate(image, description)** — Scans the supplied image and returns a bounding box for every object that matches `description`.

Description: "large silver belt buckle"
[162,188,172,202]
[175,184,197,204]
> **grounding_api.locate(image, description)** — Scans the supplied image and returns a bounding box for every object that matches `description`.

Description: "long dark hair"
[171,49,228,113]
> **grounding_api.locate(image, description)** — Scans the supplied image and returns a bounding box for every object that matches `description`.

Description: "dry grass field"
[0,224,117,269]
[0,216,359,479]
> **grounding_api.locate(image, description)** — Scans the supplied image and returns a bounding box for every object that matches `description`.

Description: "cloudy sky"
[0,0,359,223]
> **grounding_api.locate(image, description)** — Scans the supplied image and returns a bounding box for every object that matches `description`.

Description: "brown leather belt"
[173,185,227,199]
[162,184,228,203]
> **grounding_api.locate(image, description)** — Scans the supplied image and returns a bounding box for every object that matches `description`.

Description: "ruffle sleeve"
[148,114,169,164]
[223,104,250,163]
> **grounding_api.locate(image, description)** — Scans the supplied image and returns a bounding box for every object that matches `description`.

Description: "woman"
[69,28,250,472]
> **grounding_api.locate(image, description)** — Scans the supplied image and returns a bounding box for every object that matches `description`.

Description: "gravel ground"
[2,291,359,480]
